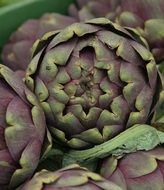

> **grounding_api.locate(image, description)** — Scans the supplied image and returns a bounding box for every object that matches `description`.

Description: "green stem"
[63,124,164,166]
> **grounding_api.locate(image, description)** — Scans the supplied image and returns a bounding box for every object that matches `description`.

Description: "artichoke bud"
[26,18,160,149]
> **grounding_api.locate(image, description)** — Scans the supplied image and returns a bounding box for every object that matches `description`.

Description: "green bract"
[0,65,46,189]
[100,147,164,190]
[151,63,164,130]
[25,18,159,150]
[18,164,122,190]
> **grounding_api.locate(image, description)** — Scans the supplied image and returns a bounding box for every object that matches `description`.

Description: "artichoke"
[69,0,164,63]
[25,18,159,149]
[2,13,77,71]
[18,164,122,190]
[100,147,164,190]
[0,65,46,189]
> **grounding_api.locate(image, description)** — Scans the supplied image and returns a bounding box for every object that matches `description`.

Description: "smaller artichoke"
[2,13,77,71]
[18,164,122,190]
[100,147,164,190]
[0,65,46,189]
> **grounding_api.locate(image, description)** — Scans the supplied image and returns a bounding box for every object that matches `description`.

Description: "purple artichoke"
[100,147,164,190]
[25,18,159,149]
[18,164,122,190]
[0,65,46,189]
[69,0,164,63]
[2,13,77,71]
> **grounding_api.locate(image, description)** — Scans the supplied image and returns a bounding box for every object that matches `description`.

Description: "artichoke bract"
[25,18,158,149]
[100,147,164,190]
[2,13,77,71]
[0,65,46,189]
[69,0,164,63]
[19,164,122,190]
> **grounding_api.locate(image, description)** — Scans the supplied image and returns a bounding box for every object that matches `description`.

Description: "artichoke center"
[78,70,98,108]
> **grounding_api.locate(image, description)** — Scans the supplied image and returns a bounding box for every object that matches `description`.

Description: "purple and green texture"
[0,65,46,189]
[25,18,159,150]
[69,0,164,63]
[2,13,77,71]
[100,147,164,190]
[18,164,122,190]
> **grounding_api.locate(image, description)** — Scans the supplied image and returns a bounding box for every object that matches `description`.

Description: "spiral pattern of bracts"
[25,18,158,149]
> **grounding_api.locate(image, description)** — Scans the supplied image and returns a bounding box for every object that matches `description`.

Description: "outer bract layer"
[19,164,122,190]
[2,13,77,71]
[26,18,158,149]
[0,65,46,189]
[69,0,164,63]
[100,147,164,190]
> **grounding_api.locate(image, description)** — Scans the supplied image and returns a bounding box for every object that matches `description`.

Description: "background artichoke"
[69,0,164,63]
[0,65,46,189]
[100,147,164,190]
[25,18,159,149]
[2,13,77,71]
[18,164,122,190]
